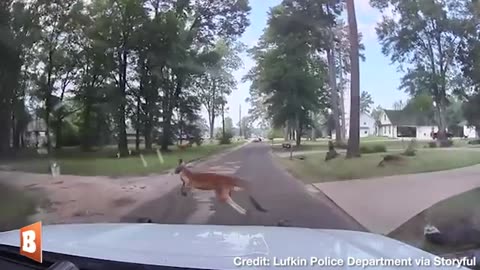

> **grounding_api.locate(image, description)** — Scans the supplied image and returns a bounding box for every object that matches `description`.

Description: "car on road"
[0,224,472,269]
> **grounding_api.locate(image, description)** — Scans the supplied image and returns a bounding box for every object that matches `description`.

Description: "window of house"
[364,130,368,134]
[384,114,387,121]
[363,122,366,125]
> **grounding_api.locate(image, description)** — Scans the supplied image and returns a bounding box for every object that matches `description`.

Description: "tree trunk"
[160,76,183,151]
[117,49,129,156]
[327,48,342,144]
[55,119,62,149]
[221,102,226,138]
[436,102,448,141]
[144,95,153,150]
[208,80,217,139]
[346,0,361,158]
[81,99,92,151]
[135,92,141,152]
[12,111,20,149]
[209,113,215,139]
[45,50,54,153]
[338,50,347,141]
[295,114,302,147]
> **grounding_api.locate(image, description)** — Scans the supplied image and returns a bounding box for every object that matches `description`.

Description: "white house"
[333,83,376,138]
[333,112,376,139]
[378,109,477,140]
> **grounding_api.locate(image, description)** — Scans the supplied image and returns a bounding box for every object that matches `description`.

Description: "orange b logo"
[20,221,42,263]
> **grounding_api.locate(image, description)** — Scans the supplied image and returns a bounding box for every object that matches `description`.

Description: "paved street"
[122,143,365,231]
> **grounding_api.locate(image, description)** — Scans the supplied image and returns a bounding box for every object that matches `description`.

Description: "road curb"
[309,183,369,232]
[269,150,368,232]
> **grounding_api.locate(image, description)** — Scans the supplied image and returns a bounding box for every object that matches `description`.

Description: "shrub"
[360,144,387,154]
[428,141,437,148]
[219,136,231,145]
[439,139,454,148]
[218,131,233,145]
[468,139,480,145]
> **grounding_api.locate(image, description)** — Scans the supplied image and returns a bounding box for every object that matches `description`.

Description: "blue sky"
[206,0,409,127]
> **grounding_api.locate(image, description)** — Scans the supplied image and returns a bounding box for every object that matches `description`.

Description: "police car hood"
[0,223,470,269]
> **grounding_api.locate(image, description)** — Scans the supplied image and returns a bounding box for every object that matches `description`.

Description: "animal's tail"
[249,195,268,212]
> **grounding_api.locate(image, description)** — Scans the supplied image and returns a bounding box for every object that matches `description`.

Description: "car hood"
[0,224,470,269]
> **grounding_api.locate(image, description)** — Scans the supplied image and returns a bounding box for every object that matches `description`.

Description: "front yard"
[278,150,480,183]
[0,142,244,177]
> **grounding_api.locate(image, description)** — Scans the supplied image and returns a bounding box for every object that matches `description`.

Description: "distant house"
[24,118,48,147]
[379,109,477,140]
[333,112,376,139]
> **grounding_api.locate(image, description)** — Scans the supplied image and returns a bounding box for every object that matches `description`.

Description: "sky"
[205,0,409,128]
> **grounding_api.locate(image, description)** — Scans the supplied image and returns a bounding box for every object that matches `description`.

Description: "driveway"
[312,164,480,235]
[123,143,365,231]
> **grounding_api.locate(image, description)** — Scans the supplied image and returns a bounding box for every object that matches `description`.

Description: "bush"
[193,137,203,146]
[439,139,454,148]
[468,139,480,145]
[218,131,233,145]
[219,136,231,145]
[360,144,387,154]
[428,141,437,148]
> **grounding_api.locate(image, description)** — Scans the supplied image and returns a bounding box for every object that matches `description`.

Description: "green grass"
[0,142,244,177]
[271,138,480,153]
[278,150,480,183]
[389,188,480,255]
[0,183,37,232]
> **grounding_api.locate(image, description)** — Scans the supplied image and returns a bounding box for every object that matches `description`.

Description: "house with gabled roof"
[378,109,477,140]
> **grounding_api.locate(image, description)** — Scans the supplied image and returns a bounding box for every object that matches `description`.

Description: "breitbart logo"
[20,221,42,263]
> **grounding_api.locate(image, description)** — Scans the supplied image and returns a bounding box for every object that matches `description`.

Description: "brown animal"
[173,159,267,215]
[177,142,193,151]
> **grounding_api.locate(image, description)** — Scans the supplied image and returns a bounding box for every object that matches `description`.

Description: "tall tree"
[196,40,243,139]
[360,90,373,113]
[371,0,471,141]
[246,1,332,146]
[346,0,361,158]
[0,1,38,154]
[334,20,366,141]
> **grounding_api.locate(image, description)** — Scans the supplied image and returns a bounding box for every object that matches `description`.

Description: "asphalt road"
[122,142,366,231]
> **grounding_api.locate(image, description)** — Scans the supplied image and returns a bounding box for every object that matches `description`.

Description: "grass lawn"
[278,150,480,183]
[0,183,37,231]
[0,142,244,177]
[389,188,480,255]
[271,138,479,153]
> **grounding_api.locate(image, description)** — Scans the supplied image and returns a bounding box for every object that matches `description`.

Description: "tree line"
[0,0,251,157]
[247,0,480,158]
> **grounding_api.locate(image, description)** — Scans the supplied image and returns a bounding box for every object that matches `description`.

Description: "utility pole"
[239,104,242,138]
